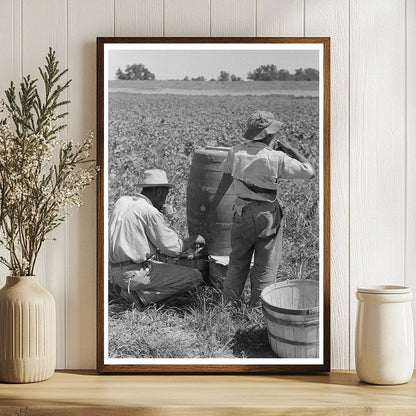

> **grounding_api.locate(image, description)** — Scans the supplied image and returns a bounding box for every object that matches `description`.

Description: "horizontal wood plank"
[0,371,415,415]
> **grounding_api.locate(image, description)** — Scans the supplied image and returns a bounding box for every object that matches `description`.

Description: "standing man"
[217,111,315,306]
[109,169,204,305]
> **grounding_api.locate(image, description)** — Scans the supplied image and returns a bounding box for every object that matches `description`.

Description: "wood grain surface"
[67,0,114,369]
[22,0,68,369]
[257,0,304,37]
[211,0,256,37]
[406,0,416,354]
[349,0,406,369]
[305,0,350,371]
[165,0,210,37]
[0,371,415,415]
[115,0,163,37]
[0,0,21,301]
[0,0,414,371]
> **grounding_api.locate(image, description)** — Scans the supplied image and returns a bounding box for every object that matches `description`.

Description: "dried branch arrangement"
[0,48,96,276]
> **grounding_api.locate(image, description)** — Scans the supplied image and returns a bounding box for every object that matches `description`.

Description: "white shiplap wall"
[0,0,414,370]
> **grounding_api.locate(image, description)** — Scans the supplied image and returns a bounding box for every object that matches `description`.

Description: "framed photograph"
[97,37,330,373]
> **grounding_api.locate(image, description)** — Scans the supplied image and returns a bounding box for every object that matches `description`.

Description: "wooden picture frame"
[97,37,330,373]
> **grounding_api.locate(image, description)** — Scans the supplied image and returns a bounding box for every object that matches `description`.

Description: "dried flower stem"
[0,48,96,276]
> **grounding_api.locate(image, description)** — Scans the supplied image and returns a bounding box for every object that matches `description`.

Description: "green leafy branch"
[0,49,96,276]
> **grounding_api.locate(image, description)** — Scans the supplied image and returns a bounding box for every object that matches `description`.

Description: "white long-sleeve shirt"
[109,194,182,264]
[221,141,315,203]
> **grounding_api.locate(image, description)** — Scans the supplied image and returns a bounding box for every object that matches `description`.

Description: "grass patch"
[108,91,320,358]
[108,93,319,282]
[108,284,274,359]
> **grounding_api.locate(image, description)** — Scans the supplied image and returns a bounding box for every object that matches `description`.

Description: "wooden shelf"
[0,370,415,415]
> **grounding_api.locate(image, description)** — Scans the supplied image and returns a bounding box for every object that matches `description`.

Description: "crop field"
[109,79,319,92]
[108,82,319,359]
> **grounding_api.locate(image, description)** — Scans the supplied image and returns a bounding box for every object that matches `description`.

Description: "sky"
[108,49,319,80]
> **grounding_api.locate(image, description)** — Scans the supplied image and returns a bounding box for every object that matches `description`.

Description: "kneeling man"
[109,169,204,305]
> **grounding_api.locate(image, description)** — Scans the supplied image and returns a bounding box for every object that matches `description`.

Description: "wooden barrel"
[187,146,235,256]
[261,280,319,358]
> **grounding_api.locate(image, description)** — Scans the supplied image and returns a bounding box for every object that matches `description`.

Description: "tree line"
[115,63,319,81]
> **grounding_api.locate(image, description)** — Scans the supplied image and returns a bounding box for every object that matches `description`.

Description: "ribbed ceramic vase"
[0,276,56,383]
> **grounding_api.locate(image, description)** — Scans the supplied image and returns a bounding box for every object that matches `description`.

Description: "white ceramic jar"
[355,285,414,385]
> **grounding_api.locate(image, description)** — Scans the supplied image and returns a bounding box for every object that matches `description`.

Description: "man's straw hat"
[243,110,283,141]
[139,169,175,188]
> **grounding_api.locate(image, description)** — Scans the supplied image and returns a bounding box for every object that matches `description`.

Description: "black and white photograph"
[97,38,330,373]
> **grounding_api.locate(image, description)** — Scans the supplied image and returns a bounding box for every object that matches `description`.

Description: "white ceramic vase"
[0,276,56,383]
[355,285,414,385]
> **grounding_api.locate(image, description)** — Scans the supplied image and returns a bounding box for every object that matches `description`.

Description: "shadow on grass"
[232,326,276,358]
[108,283,276,359]
[108,282,133,315]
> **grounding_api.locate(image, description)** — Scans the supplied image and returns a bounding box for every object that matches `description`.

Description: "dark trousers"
[111,260,203,305]
[222,200,283,306]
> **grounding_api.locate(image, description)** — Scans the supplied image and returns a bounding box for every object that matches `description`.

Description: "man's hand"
[276,140,313,171]
[194,235,206,246]
[275,140,295,155]
[183,234,206,252]
[119,267,151,291]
